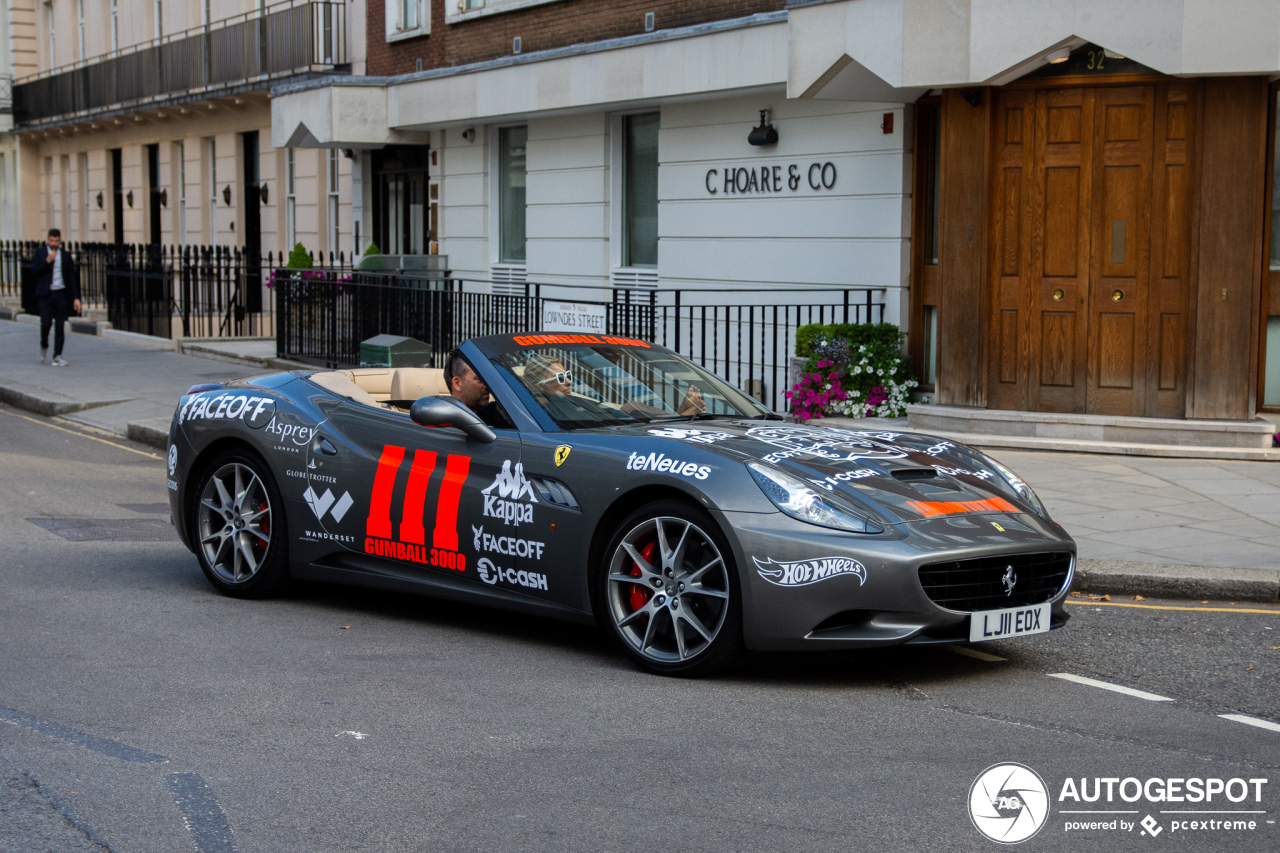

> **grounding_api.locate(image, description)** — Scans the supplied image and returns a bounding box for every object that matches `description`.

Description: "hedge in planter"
[787,322,916,420]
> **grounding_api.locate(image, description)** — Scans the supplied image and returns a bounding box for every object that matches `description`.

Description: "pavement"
[1,316,1278,603]
[2,405,1278,852]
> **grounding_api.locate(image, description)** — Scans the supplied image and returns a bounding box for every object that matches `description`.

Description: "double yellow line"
[0,406,161,459]
[1067,599,1280,616]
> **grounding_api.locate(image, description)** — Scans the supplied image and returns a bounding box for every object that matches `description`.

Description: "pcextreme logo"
[363,445,469,572]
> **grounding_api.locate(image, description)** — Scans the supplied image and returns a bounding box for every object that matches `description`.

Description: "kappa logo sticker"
[753,556,867,587]
[481,461,538,527]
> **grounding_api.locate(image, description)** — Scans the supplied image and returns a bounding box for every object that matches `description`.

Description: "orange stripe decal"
[905,497,1019,518]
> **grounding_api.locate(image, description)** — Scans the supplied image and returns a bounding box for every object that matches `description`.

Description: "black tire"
[596,499,743,677]
[189,448,290,599]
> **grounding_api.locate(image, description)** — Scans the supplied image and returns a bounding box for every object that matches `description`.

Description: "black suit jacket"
[30,245,82,301]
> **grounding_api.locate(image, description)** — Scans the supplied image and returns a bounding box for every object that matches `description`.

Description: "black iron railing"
[273,273,885,412]
[12,0,345,125]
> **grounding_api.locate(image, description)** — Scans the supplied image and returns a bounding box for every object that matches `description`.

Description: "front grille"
[918,552,1072,612]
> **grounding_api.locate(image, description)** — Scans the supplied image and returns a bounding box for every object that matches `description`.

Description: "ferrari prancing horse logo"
[554,445,571,467]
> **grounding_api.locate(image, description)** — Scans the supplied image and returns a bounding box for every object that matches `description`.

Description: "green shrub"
[362,242,380,256]
[286,242,313,269]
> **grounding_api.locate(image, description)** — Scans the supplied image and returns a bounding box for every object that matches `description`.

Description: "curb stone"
[0,380,130,417]
[1074,559,1280,603]
[125,419,172,450]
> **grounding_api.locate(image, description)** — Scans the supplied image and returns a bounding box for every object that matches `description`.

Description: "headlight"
[982,454,1048,517]
[747,462,883,533]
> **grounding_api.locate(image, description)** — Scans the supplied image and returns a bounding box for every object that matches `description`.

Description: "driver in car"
[445,350,512,428]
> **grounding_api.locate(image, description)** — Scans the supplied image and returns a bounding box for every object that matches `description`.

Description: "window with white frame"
[285,149,297,249]
[622,113,659,268]
[450,0,568,23]
[47,6,56,67]
[207,138,217,240]
[111,0,119,51]
[77,0,85,60]
[327,150,341,253]
[498,126,527,265]
[79,153,89,239]
[154,0,163,39]
[60,156,70,237]
[387,0,427,39]
[176,141,186,245]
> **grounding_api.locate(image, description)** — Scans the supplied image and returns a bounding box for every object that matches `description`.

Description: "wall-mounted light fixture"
[222,185,232,205]
[747,110,778,146]
[259,183,269,204]
[159,188,168,207]
[512,36,522,54]
[95,191,103,209]
[1046,47,1071,64]
[461,127,476,143]
[125,190,134,207]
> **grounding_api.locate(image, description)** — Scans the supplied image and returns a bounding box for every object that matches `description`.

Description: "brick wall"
[367,0,785,77]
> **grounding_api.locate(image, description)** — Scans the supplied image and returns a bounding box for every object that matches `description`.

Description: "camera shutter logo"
[969,763,1049,843]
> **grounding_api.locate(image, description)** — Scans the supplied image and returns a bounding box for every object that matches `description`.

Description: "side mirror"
[409,396,497,444]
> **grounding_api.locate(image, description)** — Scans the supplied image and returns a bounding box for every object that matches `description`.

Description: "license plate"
[969,602,1051,643]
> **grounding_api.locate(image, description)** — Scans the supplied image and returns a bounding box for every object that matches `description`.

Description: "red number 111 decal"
[364,445,471,569]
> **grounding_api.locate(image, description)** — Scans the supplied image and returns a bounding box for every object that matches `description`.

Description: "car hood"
[597,419,1040,526]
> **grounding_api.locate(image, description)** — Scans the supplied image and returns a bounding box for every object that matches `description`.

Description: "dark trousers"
[39,290,70,357]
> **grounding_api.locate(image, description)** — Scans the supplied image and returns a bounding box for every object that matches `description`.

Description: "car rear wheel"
[192,450,289,598]
[599,500,742,676]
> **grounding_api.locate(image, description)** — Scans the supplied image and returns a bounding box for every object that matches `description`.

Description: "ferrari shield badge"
[554,445,572,467]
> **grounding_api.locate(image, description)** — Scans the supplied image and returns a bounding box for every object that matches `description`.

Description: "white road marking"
[1219,714,1280,734]
[1048,673,1173,702]
[948,646,1007,662]
[336,731,368,740]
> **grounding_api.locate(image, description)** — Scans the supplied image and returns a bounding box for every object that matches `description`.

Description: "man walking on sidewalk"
[30,229,82,367]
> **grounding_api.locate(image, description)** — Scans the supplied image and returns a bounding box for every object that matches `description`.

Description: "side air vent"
[529,478,579,510]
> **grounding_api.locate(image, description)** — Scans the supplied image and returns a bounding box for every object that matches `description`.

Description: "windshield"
[495,344,770,429]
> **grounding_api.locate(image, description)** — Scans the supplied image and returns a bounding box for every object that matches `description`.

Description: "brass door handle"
[1111,288,1125,302]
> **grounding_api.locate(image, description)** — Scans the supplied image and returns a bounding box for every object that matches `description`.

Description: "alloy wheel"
[606,516,731,664]
[197,462,273,585]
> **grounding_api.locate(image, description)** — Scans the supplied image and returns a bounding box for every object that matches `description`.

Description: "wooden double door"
[988,84,1193,417]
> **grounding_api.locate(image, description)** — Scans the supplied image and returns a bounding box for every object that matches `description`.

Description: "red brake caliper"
[257,501,270,550]
[629,540,657,613]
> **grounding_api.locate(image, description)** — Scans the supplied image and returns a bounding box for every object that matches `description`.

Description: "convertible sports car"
[167,333,1075,676]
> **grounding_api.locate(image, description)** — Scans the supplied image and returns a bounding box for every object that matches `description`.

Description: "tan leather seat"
[306,371,382,408]
[346,368,395,401]
[389,367,450,401]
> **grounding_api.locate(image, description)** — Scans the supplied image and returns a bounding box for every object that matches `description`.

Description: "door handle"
[312,435,338,456]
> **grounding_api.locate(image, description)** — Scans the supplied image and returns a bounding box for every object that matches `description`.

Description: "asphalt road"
[2,402,1278,853]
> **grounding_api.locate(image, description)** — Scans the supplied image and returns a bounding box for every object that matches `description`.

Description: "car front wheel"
[600,501,742,676]
[191,450,289,598]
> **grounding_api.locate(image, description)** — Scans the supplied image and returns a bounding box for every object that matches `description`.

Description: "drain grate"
[28,518,177,542]
[117,503,171,515]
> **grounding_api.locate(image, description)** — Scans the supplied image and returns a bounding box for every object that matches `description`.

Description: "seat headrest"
[390,368,450,401]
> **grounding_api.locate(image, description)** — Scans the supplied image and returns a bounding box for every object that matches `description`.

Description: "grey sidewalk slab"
[0,319,261,442]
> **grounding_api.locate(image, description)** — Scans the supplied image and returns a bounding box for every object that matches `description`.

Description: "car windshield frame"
[486,338,771,431]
